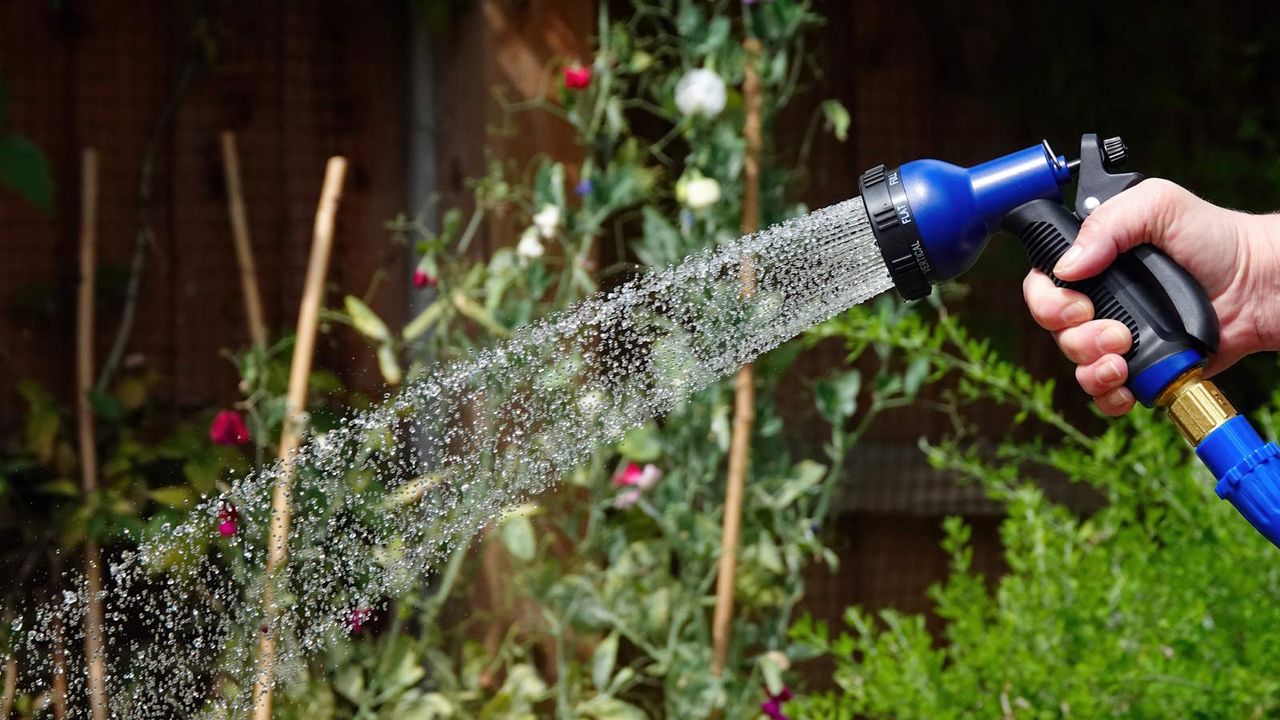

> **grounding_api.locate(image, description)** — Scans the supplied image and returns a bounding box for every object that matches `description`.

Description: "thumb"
[1053,178,1193,281]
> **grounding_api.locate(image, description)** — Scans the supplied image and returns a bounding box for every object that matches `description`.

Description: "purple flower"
[761,686,794,720]
[217,502,238,538]
[575,178,593,197]
[209,410,250,446]
[349,608,372,634]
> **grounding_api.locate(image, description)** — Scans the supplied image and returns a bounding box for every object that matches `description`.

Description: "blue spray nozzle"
[859,141,1071,298]
[901,143,1072,280]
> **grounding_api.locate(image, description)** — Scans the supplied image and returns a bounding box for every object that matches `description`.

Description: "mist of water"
[5,197,892,717]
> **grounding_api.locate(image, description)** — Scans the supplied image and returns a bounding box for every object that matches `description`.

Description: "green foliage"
[790,299,1280,719]
[315,1,869,717]
[0,79,53,212]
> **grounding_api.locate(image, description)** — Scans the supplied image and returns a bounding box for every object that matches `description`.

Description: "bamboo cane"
[50,611,67,720]
[220,131,268,348]
[75,148,111,720]
[250,156,347,719]
[711,37,763,677]
[1,654,15,718]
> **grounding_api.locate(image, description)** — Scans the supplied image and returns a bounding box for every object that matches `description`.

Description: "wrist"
[1239,211,1280,352]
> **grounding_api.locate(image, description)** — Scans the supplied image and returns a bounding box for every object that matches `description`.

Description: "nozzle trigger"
[1074,133,1144,219]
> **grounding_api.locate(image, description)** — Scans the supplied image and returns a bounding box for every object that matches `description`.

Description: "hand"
[1022,179,1280,415]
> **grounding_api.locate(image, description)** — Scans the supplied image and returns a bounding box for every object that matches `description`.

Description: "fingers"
[1054,178,1196,281]
[1054,320,1132,364]
[1023,271,1137,416]
[1022,271,1093,331]
[1075,354,1128,396]
[1094,387,1137,417]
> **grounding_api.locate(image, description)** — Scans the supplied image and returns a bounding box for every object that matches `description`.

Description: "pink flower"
[413,268,436,289]
[349,608,372,634]
[564,64,592,89]
[613,462,662,489]
[209,410,250,446]
[217,502,238,538]
[611,462,662,509]
[761,686,794,720]
[613,488,643,509]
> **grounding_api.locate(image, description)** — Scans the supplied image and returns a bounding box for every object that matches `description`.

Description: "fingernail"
[1061,300,1091,325]
[1055,245,1084,275]
[1098,326,1130,353]
[1114,387,1135,405]
[1098,358,1123,384]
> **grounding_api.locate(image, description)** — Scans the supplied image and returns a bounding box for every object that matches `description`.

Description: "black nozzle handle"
[1002,199,1219,404]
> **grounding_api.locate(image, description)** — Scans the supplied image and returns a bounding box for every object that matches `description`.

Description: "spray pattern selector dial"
[1002,134,1220,407]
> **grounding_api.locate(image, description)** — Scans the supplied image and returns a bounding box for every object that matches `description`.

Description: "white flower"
[517,227,545,259]
[677,174,721,210]
[675,68,727,118]
[532,204,561,239]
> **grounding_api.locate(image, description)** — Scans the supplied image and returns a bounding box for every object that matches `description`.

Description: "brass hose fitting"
[1155,367,1237,446]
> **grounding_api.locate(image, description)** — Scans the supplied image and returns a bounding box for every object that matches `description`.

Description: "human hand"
[1022,179,1280,415]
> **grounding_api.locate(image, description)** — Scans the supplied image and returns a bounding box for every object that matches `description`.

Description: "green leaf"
[344,295,392,343]
[903,357,930,397]
[376,343,403,386]
[88,388,124,423]
[760,652,785,696]
[375,636,426,701]
[591,631,619,691]
[147,486,195,508]
[402,298,448,341]
[821,99,852,142]
[19,380,59,464]
[815,369,861,424]
[0,135,53,212]
[334,664,365,703]
[500,513,536,561]
[578,696,647,720]
[758,533,785,574]
[636,207,680,268]
[38,479,80,497]
[617,423,662,462]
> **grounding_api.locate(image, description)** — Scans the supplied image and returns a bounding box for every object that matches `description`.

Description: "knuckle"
[1055,327,1096,364]
[1075,365,1104,396]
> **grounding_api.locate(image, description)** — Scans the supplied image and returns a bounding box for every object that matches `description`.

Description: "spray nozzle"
[859,134,1280,551]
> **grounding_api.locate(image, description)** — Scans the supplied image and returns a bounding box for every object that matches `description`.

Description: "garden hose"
[857,133,1280,549]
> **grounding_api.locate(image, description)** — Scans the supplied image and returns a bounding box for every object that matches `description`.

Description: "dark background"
[2,0,1278,624]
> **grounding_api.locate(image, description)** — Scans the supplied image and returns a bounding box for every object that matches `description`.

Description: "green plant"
[304,1,880,717]
[790,298,1280,719]
[0,78,52,212]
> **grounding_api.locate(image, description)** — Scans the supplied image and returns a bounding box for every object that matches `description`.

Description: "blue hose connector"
[1197,416,1280,548]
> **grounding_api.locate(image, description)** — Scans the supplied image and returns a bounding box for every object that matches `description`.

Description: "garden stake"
[75,148,111,720]
[219,131,268,348]
[50,608,67,719]
[2,653,16,718]
[858,133,1280,549]
[251,156,347,719]
[711,36,763,677]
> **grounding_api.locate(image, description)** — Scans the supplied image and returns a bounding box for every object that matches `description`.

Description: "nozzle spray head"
[860,141,1072,299]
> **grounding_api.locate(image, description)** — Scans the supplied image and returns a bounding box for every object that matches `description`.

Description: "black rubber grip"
[1002,199,1216,386]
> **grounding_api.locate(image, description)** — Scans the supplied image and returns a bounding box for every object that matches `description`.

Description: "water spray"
[858,133,1280,549]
